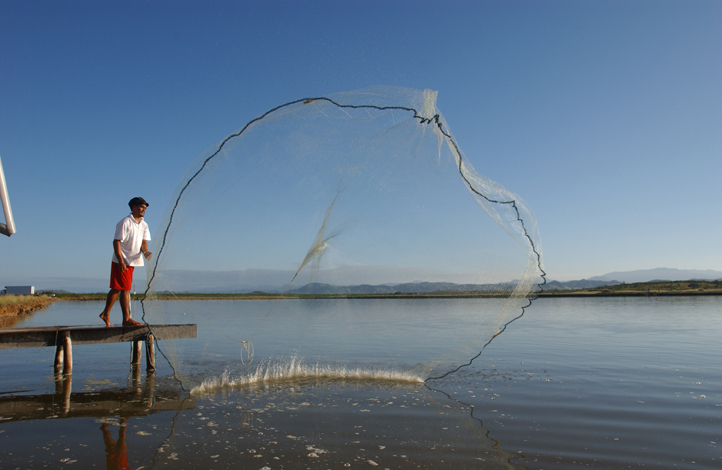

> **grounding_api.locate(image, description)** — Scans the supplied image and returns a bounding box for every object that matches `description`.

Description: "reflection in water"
[0,369,194,422]
[0,370,519,468]
[101,417,130,470]
[175,377,523,469]
[2,297,718,469]
[0,369,196,469]
[0,313,31,329]
[424,381,526,470]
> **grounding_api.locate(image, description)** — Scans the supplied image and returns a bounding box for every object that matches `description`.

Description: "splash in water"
[190,357,424,396]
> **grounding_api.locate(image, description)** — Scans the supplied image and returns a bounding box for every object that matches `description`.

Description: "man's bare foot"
[122,319,143,327]
[99,313,112,327]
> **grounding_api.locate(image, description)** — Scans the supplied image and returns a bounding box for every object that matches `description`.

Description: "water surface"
[0,296,719,469]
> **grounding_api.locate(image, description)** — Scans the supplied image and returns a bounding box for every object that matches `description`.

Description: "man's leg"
[117,417,128,450]
[99,289,120,327]
[100,423,115,448]
[119,290,141,326]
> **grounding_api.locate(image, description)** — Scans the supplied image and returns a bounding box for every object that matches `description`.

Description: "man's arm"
[113,239,127,272]
[141,240,152,260]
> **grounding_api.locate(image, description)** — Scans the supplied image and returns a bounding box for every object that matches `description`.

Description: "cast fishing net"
[141,86,545,392]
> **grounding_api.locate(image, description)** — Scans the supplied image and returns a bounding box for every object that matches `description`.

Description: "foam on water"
[190,357,424,395]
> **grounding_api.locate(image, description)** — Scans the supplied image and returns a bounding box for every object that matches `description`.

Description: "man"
[99,197,152,327]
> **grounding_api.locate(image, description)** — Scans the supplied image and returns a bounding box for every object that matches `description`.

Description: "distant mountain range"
[8,267,721,295]
[588,268,722,283]
[542,279,621,291]
[544,268,722,291]
[284,269,722,294]
[285,281,518,295]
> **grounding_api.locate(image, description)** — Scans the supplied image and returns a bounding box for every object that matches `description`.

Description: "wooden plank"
[0,324,197,349]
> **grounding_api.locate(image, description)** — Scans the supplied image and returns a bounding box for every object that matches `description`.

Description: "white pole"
[0,155,16,237]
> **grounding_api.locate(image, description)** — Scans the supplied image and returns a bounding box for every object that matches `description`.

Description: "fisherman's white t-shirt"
[112,214,151,267]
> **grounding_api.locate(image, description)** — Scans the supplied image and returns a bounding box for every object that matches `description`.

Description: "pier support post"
[131,340,142,365]
[54,340,64,373]
[146,333,155,371]
[61,375,72,416]
[62,331,72,375]
[54,373,63,395]
[131,365,142,393]
[144,370,155,408]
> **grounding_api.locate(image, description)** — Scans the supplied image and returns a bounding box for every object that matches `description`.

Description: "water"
[0,296,720,469]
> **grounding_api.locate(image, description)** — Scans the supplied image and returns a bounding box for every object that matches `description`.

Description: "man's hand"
[113,239,127,272]
[141,240,151,261]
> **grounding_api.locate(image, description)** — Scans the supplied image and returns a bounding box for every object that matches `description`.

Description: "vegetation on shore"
[0,295,56,318]
[52,291,511,301]
[48,280,722,301]
[538,280,722,297]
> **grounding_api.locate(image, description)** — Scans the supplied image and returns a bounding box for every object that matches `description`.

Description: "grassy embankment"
[537,280,722,297]
[0,295,57,327]
[0,295,56,317]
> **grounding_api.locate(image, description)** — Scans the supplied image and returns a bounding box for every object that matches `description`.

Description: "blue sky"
[1,0,720,290]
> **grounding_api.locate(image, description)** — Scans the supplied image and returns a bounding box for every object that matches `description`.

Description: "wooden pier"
[0,324,197,374]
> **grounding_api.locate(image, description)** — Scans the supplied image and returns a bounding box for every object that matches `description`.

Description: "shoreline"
[536,290,722,297]
[48,279,722,301]
[537,279,722,297]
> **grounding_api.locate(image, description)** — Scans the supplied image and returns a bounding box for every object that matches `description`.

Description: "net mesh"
[140,86,545,392]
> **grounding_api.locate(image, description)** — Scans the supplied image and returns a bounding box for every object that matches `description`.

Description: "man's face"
[132,204,147,219]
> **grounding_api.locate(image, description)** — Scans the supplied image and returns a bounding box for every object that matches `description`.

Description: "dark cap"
[128,197,149,209]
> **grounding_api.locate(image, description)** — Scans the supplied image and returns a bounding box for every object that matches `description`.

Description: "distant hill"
[542,279,621,291]
[538,280,722,297]
[543,268,722,291]
[589,268,722,284]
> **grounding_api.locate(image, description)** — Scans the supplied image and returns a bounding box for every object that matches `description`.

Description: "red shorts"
[109,262,134,291]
